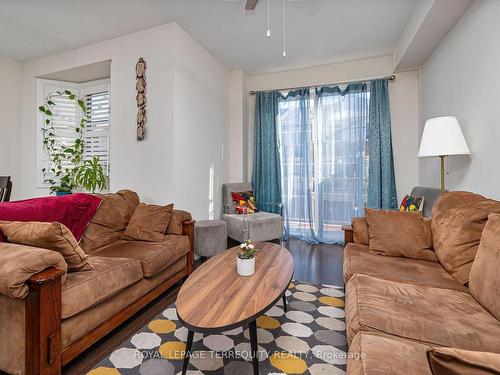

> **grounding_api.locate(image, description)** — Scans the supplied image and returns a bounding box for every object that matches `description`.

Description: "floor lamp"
[418,116,470,195]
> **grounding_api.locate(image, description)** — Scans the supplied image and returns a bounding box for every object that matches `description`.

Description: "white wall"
[171,25,230,220]
[228,70,249,183]
[18,22,230,219]
[419,0,500,199]
[246,55,420,202]
[0,56,21,199]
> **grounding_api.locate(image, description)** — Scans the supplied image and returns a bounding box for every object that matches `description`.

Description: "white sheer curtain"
[278,84,370,244]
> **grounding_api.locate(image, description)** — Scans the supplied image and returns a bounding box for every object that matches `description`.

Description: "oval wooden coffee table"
[176,242,294,375]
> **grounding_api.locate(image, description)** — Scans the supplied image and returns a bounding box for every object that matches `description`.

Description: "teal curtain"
[252,91,282,214]
[367,79,397,209]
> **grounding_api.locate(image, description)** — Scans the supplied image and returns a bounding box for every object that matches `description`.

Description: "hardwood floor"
[63,239,344,375]
[284,238,344,286]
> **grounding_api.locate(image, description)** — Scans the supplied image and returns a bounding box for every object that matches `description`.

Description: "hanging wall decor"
[136,57,147,140]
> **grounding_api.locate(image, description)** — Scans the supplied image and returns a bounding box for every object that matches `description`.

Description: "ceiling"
[0,0,420,74]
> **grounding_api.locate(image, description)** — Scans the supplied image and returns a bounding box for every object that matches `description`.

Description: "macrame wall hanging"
[136,57,147,140]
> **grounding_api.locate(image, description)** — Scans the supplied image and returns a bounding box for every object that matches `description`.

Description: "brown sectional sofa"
[343,191,500,374]
[0,190,195,375]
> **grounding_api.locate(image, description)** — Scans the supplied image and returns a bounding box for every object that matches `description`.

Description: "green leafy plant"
[74,156,107,193]
[39,90,88,194]
[238,240,257,259]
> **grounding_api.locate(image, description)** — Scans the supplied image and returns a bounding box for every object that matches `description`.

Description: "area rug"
[89,281,346,375]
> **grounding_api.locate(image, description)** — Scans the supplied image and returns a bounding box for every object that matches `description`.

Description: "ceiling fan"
[245,0,259,10]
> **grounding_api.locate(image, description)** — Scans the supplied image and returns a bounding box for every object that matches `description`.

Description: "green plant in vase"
[237,240,257,276]
[39,90,88,195]
[238,240,257,259]
[74,156,107,193]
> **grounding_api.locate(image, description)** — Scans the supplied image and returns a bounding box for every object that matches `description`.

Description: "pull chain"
[266,0,271,38]
[282,0,286,59]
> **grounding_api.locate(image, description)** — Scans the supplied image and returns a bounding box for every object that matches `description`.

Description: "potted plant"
[74,156,107,193]
[237,240,257,276]
[39,90,88,195]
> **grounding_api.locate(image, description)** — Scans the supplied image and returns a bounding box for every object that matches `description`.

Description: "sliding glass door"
[277,85,370,244]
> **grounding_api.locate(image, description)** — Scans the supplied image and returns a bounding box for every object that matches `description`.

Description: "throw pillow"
[231,191,258,214]
[431,191,500,285]
[352,217,369,246]
[0,221,92,271]
[80,189,140,252]
[399,195,424,212]
[365,208,437,261]
[469,213,500,321]
[0,193,102,242]
[166,210,192,235]
[427,347,500,375]
[123,203,174,242]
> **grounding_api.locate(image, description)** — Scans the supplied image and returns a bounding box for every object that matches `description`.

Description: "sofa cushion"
[166,210,192,235]
[80,190,140,253]
[61,256,187,348]
[427,347,500,375]
[352,217,369,245]
[0,221,91,271]
[345,274,500,351]
[365,208,437,261]
[61,255,143,319]
[93,236,190,278]
[343,243,466,292]
[348,332,433,375]
[223,212,283,242]
[123,203,173,242]
[469,214,500,320]
[431,191,500,284]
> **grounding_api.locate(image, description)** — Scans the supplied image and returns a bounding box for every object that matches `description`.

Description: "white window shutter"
[84,89,110,175]
[43,90,79,175]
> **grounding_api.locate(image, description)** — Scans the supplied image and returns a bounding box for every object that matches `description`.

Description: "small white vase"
[237,257,255,276]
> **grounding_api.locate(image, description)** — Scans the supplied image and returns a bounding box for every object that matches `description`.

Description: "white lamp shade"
[418,116,470,157]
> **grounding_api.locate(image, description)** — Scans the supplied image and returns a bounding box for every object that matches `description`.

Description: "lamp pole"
[440,155,446,196]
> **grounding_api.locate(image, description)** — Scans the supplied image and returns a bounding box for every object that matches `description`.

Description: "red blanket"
[0,193,102,242]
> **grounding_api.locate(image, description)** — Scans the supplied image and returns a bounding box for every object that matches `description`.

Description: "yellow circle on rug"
[87,367,121,375]
[289,282,295,289]
[319,296,345,307]
[257,316,280,329]
[148,319,176,334]
[159,341,186,360]
[270,352,307,374]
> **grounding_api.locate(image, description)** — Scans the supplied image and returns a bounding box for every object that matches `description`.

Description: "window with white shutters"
[37,79,110,186]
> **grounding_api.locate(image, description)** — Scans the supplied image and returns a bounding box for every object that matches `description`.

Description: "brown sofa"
[0,190,195,375]
[343,191,500,374]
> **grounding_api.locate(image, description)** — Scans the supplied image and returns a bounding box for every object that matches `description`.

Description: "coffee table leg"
[182,330,194,375]
[249,320,260,375]
[282,294,288,313]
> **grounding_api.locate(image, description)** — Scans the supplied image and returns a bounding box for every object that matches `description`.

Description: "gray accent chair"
[222,183,283,243]
[410,186,446,217]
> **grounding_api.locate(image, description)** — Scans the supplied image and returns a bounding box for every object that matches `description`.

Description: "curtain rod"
[249,74,396,95]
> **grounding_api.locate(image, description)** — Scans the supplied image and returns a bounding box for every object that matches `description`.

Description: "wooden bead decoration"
[135,57,147,140]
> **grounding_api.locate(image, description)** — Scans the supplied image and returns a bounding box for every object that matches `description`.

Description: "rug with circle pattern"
[88,281,346,375]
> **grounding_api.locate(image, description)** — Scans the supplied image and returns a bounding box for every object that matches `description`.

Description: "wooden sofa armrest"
[26,267,65,375]
[182,220,196,275]
[342,224,354,246]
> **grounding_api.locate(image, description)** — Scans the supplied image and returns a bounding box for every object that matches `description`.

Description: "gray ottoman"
[194,220,227,257]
